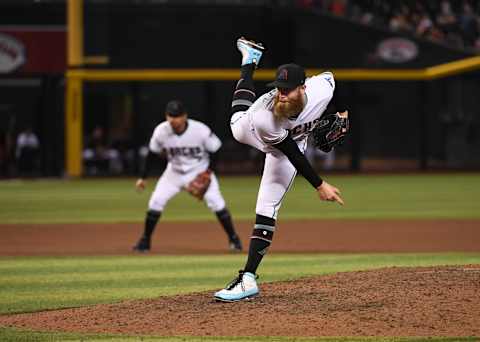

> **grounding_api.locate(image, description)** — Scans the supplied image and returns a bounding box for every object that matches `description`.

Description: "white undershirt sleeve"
[148,126,165,153]
[204,130,222,153]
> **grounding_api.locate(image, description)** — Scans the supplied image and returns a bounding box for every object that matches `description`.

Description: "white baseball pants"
[148,164,226,212]
[231,112,307,219]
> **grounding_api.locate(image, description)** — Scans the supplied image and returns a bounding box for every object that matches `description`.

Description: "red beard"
[273,94,305,119]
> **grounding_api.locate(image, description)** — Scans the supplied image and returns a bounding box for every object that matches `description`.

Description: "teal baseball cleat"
[214,270,259,302]
[237,37,264,67]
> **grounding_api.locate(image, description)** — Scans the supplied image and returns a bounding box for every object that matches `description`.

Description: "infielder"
[214,38,348,302]
[133,100,242,253]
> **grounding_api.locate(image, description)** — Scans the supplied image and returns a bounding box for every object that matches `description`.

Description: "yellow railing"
[65,1,480,177]
[66,55,480,82]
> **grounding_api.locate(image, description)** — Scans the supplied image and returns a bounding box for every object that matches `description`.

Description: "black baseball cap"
[165,100,186,117]
[267,63,306,89]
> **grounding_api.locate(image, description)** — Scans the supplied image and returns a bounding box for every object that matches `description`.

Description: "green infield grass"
[1,174,479,341]
[0,174,479,223]
[1,253,480,341]
[2,253,480,315]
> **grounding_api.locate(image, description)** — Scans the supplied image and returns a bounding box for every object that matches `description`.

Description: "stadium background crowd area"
[297,0,480,52]
[1,0,480,179]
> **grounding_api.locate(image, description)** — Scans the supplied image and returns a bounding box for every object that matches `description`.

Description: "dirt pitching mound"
[1,265,479,337]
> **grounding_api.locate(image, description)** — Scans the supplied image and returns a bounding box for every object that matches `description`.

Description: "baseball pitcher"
[133,100,242,253]
[214,37,349,302]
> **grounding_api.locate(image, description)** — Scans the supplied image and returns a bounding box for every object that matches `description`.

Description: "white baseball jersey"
[149,119,221,174]
[230,71,335,219]
[147,118,226,212]
[251,72,333,150]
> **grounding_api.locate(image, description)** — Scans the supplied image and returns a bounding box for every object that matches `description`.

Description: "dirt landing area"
[1,219,479,255]
[1,265,479,337]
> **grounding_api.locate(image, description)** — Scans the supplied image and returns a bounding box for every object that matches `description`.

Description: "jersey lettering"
[288,118,321,139]
[166,146,203,160]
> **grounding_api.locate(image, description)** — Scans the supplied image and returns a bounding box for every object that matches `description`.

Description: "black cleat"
[229,236,243,252]
[132,237,151,253]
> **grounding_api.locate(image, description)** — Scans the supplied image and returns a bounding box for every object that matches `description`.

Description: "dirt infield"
[1,219,479,338]
[1,219,479,255]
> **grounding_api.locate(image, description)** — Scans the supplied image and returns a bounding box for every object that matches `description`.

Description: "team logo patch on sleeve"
[324,76,333,88]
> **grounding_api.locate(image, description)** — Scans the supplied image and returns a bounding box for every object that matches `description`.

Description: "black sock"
[142,210,161,240]
[240,63,255,81]
[231,64,256,116]
[244,214,275,274]
[215,208,238,241]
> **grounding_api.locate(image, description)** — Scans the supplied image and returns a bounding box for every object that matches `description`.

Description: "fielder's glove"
[185,169,212,200]
[312,112,350,153]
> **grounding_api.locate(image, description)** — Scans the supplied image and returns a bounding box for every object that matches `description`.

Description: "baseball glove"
[312,112,350,153]
[185,169,212,200]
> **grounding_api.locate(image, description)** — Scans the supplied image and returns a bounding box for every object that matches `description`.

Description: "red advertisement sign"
[0,26,66,74]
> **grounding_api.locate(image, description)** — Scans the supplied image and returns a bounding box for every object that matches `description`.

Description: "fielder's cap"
[165,100,186,117]
[267,63,306,89]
